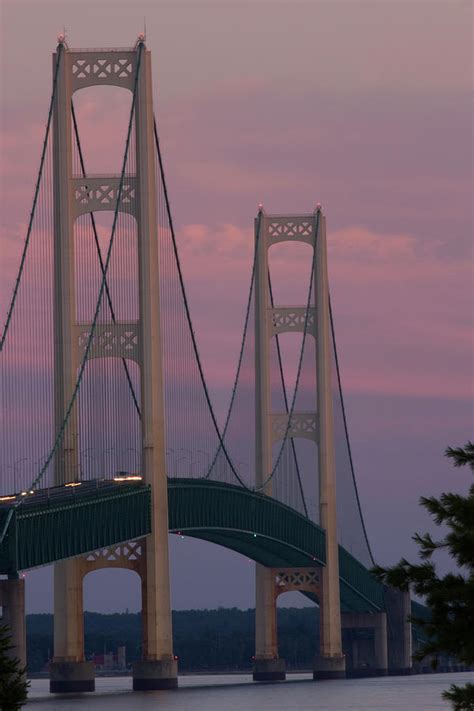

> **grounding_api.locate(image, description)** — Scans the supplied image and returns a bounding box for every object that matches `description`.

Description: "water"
[26,672,473,710]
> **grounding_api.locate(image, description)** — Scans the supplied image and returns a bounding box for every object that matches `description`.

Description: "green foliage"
[0,624,29,710]
[443,683,474,711]
[373,442,474,710]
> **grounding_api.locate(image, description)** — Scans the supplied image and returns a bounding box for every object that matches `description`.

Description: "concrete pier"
[342,611,388,677]
[385,588,412,675]
[253,657,286,682]
[313,654,346,680]
[49,661,95,693]
[0,578,26,673]
[132,659,178,690]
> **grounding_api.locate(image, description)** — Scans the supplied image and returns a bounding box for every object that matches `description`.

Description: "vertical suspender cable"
[268,273,308,517]
[260,212,319,490]
[71,101,141,420]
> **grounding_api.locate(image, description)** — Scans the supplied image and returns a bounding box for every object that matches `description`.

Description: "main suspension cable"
[204,214,261,479]
[0,45,63,352]
[153,115,252,489]
[154,112,318,499]
[329,296,376,565]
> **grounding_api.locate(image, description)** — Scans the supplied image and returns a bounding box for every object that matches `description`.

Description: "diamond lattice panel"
[70,52,136,92]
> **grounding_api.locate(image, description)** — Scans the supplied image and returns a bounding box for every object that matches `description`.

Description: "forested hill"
[27,607,319,673]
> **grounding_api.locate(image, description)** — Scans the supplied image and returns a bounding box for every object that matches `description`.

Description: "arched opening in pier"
[169,534,256,670]
[276,592,318,671]
[168,534,319,671]
[83,566,142,669]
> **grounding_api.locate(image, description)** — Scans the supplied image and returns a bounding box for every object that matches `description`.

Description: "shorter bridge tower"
[253,207,346,680]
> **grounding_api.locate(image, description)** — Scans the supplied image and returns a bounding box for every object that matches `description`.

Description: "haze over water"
[27,673,473,710]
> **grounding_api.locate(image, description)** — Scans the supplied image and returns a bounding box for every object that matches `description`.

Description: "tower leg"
[313,213,345,681]
[253,564,286,681]
[253,210,285,682]
[50,41,93,696]
[50,558,94,693]
[313,566,345,679]
[132,47,177,691]
[132,532,177,690]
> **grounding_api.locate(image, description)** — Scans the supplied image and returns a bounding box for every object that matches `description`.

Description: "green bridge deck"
[0,478,384,612]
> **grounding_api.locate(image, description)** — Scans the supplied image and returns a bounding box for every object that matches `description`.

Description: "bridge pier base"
[51,558,95,693]
[385,588,412,676]
[253,657,286,682]
[313,654,346,680]
[0,577,26,673]
[342,611,388,677]
[132,659,178,690]
[253,564,286,682]
[49,661,95,693]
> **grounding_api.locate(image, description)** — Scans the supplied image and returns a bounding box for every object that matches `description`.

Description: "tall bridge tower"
[253,208,346,680]
[49,39,176,692]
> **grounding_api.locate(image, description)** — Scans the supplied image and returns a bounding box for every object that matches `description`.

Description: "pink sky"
[1,1,473,612]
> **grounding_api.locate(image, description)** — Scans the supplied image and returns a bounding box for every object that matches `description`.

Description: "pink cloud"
[2,209,471,407]
[169,222,473,405]
[329,227,472,399]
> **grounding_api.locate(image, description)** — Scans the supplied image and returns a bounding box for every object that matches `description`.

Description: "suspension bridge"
[0,37,415,692]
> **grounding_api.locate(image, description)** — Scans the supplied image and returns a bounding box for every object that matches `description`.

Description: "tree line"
[26,607,319,673]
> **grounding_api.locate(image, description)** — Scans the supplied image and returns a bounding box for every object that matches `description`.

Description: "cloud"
[169,222,473,404]
[2,206,471,406]
[330,226,416,262]
[328,227,472,399]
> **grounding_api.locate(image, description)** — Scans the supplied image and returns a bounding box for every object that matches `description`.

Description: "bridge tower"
[253,207,346,681]
[49,40,177,692]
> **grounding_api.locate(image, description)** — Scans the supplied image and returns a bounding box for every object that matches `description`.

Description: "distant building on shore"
[91,645,127,671]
